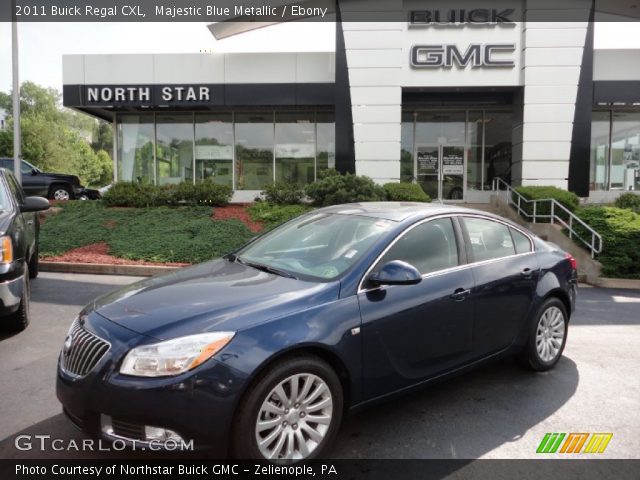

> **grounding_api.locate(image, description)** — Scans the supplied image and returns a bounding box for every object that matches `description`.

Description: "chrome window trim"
[357,213,536,294]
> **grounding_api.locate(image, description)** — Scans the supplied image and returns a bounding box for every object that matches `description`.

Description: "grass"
[39,202,256,264]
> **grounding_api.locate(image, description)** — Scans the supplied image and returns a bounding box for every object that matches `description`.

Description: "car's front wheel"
[49,185,72,201]
[231,355,343,461]
[520,297,568,371]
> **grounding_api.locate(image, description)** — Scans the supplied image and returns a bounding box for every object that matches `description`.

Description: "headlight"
[120,332,235,377]
[0,236,13,264]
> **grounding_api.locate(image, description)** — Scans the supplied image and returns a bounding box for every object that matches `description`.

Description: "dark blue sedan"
[56,202,577,461]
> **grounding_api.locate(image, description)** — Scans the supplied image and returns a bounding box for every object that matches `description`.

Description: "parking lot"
[0,272,638,459]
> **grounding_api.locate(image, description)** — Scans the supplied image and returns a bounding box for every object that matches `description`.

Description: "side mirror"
[367,260,422,287]
[31,168,38,176]
[20,196,50,213]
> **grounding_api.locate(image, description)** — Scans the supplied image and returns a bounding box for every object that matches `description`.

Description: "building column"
[339,0,403,184]
[516,0,592,190]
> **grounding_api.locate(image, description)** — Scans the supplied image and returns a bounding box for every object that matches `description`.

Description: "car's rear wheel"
[520,297,568,371]
[231,355,343,461]
[49,185,72,201]
[3,274,30,332]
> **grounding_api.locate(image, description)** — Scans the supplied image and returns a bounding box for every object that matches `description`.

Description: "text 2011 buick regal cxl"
[57,202,577,461]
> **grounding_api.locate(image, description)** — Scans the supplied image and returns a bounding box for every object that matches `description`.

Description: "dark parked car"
[56,203,577,460]
[0,158,84,200]
[0,168,50,332]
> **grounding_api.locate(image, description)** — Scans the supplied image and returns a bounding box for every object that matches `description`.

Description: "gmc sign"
[410,44,516,68]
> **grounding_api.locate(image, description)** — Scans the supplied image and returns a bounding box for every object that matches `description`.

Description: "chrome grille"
[60,319,110,377]
[111,418,146,441]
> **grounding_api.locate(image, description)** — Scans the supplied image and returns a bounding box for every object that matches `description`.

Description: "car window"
[0,176,12,211]
[463,217,516,262]
[238,213,393,281]
[375,218,459,275]
[510,227,533,254]
[5,171,25,204]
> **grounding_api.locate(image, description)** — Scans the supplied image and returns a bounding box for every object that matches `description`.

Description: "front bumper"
[0,272,24,312]
[56,312,249,456]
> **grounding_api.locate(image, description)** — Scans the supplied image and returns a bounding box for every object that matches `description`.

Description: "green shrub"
[247,202,312,229]
[513,186,580,224]
[262,182,305,205]
[576,206,640,279]
[614,192,640,213]
[384,182,431,202]
[102,181,231,208]
[304,172,386,206]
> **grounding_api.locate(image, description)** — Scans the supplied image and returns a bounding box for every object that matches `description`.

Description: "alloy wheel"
[54,189,70,201]
[255,373,333,460]
[535,306,565,362]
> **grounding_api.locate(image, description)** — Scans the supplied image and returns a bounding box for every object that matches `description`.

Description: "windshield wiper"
[235,257,298,279]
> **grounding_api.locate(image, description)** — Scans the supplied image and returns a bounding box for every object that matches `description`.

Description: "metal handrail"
[492,178,603,258]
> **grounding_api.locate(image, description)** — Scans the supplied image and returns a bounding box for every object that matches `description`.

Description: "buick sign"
[409,8,516,27]
[411,44,516,68]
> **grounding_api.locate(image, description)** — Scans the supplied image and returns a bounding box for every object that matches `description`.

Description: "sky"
[0,21,639,93]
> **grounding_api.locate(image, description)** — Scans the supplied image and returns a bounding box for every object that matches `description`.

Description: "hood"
[89,259,340,340]
[43,172,81,185]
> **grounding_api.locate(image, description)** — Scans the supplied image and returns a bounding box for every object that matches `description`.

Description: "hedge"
[614,192,640,213]
[576,206,640,279]
[514,186,580,223]
[384,182,431,202]
[304,171,386,206]
[261,181,305,205]
[102,181,232,208]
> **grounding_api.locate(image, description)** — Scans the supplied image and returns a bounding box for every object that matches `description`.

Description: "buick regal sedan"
[57,203,577,461]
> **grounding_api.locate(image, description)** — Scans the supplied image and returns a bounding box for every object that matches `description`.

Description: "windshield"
[237,213,393,281]
[0,177,12,211]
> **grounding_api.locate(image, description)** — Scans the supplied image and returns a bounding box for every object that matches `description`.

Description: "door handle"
[450,288,471,302]
[26,220,34,225]
[521,268,533,278]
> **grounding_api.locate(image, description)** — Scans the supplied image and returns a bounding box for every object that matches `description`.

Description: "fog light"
[144,425,183,442]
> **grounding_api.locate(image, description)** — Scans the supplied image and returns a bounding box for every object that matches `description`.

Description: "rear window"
[510,227,533,254]
[463,217,516,262]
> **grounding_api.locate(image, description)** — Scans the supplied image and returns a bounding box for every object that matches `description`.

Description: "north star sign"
[82,85,213,106]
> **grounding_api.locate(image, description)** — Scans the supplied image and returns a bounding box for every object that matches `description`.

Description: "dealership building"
[62,0,640,203]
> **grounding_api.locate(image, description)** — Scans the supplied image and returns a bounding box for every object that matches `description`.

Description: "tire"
[519,297,568,371]
[3,274,30,332]
[449,187,463,200]
[28,246,39,279]
[48,185,73,201]
[230,355,343,462]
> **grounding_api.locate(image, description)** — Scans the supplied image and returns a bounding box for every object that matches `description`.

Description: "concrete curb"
[40,262,183,277]
[594,278,640,290]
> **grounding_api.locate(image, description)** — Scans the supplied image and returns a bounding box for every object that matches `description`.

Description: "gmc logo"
[410,44,515,68]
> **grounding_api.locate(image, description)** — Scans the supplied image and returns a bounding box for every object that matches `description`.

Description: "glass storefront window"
[400,112,414,183]
[156,114,194,185]
[117,114,154,184]
[275,112,316,186]
[235,113,274,190]
[195,113,233,187]
[590,111,610,191]
[611,112,640,191]
[483,111,513,190]
[316,112,335,175]
[466,112,483,191]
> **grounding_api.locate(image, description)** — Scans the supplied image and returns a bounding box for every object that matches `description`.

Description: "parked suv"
[0,168,49,332]
[0,158,84,200]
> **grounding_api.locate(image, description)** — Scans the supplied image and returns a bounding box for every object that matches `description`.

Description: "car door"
[460,216,539,357]
[358,216,476,400]
[19,161,46,197]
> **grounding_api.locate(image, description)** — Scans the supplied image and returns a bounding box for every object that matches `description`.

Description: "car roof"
[316,202,501,222]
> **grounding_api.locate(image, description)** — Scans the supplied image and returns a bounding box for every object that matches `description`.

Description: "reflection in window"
[275,112,315,186]
[611,112,640,191]
[483,111,513,191]
[467,112,483,191]
[316,112,335,175]
[195,113,233,187]
[590,111,610,191]
[400,112,414,183]
[117,114,154,184]
[156,114,194,185]
[464,217,516,262]
[235,113,274,190]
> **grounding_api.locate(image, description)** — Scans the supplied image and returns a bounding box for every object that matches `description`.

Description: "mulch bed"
[41,243,190,267]
[213,204,264,233]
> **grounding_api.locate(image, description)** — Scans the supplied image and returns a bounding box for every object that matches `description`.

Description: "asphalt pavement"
[0,272,638,459]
